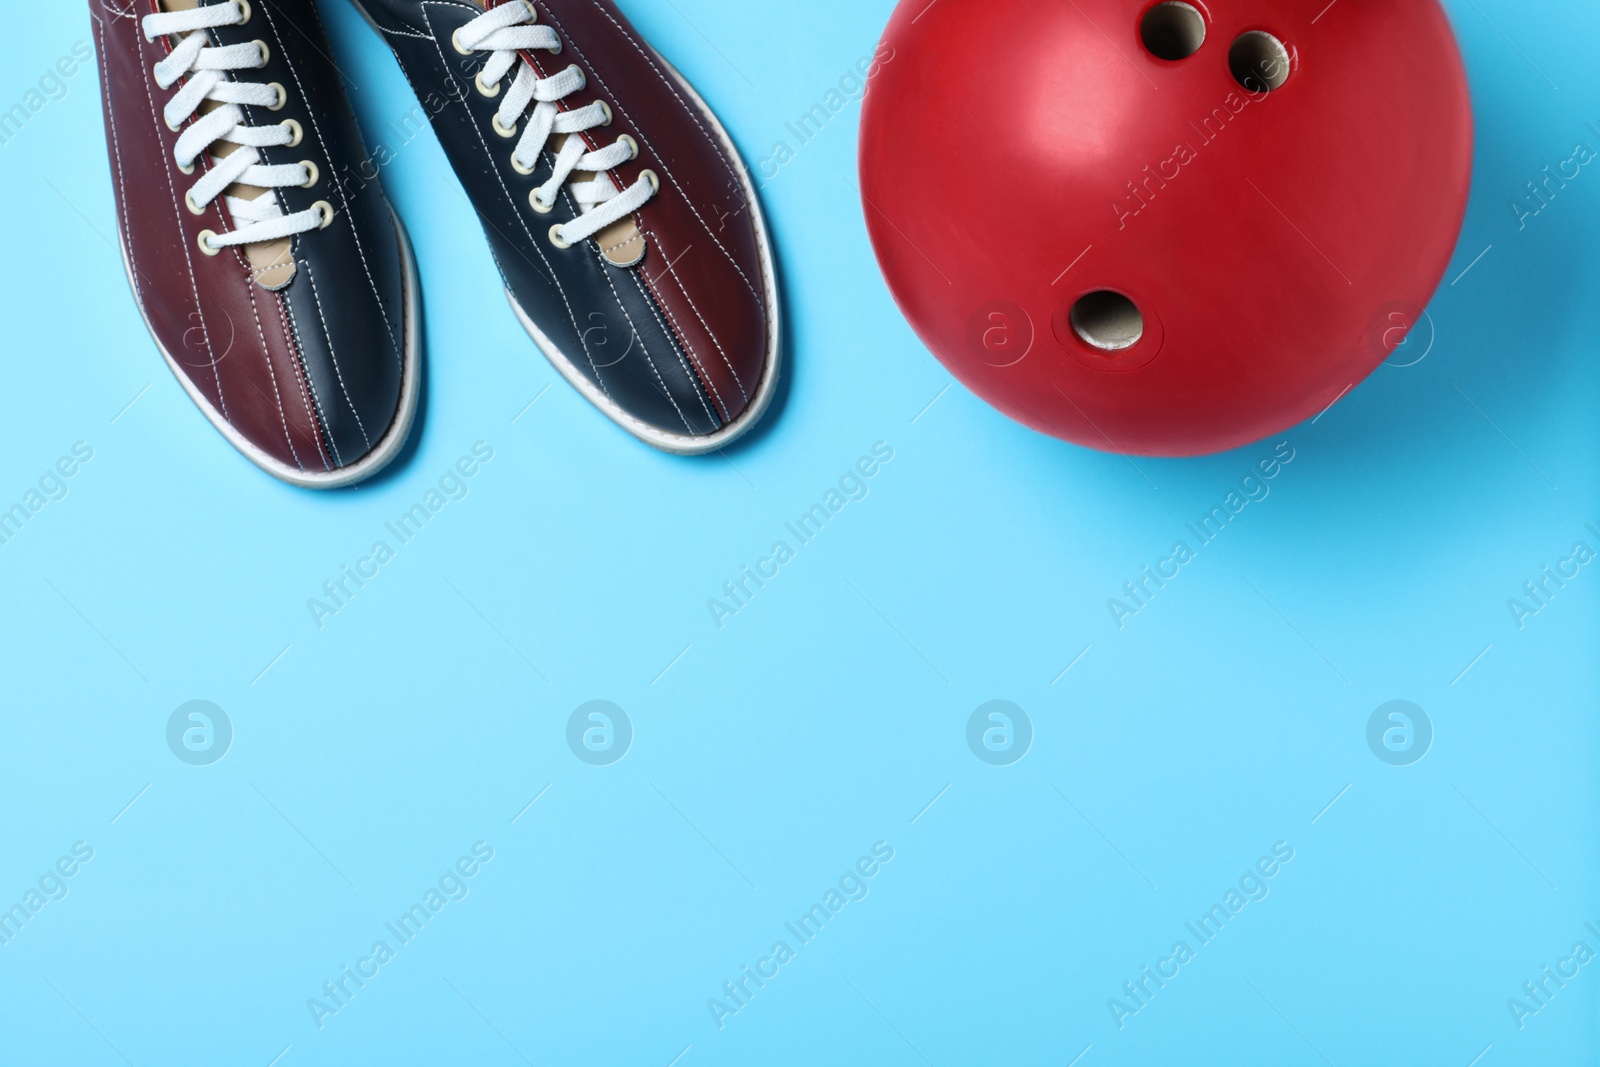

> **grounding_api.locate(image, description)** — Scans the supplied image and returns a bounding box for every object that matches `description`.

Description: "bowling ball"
[859,0,1472,456]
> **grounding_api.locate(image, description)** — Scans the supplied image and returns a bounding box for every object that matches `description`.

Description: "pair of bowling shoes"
[89,0,779,486]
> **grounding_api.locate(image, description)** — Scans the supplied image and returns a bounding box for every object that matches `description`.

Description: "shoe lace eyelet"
[267,82,287,111]
[184,190,206,216]
[492,113,517,139]
[640,168,659,194]
[597,100,613,126]
[474,71,501,98]
[451,28,473,55]
[233,0,252,25]
[252,39,270,67]
[282,118,303,147]
[529,189,553,213]
[617,134,639,161]
[313,201,335,229]
[548,223,572,249]
[300,160,320,188]
[197,229,221,256]
[511,153,536,176]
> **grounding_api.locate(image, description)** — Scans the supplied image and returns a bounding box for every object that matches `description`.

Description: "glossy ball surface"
[859,0,1473,456]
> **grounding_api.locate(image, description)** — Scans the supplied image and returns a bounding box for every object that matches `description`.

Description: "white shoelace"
[143,0,327,253]
[456,1,658,249]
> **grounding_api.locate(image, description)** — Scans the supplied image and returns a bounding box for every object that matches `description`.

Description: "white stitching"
[134,13,229,421]
[130,0,304,473]
[379,25,434,40]
[244,280,307,470]
[593,252,701,434]
[538,0,764,309]
[599,230,644,258]
[633,269,720,429]
[301,258,372,450]
[273,294,331,470]
[606,270,699,433]
[281,297,341,468]
[419,2,603,388]
[367,0,466,38]
[659,244,749,404]
[263,2,402,367]
[97,11,145,318]
[631,260,727,422]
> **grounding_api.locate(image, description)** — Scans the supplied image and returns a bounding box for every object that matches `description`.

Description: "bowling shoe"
[90,0,419,487]
[352,0,779,453]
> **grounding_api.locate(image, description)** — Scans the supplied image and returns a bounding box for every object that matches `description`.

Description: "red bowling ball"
[859,0,1473,456]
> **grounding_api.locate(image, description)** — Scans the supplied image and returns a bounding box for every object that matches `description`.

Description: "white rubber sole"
[117,207,422,490]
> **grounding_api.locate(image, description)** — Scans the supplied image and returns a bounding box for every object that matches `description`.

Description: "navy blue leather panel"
[357,0,722,436]
[213,0,409,466]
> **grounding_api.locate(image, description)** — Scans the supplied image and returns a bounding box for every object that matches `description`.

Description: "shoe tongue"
[160,0,295,288]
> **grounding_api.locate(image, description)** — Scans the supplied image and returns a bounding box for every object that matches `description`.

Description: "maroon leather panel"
[92,0,329,471]
[518,0,772,422]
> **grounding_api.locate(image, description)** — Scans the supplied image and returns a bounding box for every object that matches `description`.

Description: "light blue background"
[1,0,1597,1063]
